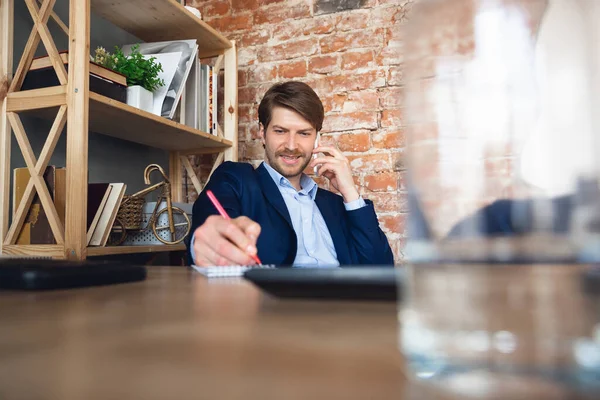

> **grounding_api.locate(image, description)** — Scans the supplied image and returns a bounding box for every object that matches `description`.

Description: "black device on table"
[243,264,600,302]
[0,258,146,290]
[244,266,401,302]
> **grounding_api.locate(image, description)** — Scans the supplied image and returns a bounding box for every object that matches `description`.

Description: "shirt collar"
[262,161,318,200]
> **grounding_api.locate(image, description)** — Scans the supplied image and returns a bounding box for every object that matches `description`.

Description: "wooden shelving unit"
[0,0,239,260]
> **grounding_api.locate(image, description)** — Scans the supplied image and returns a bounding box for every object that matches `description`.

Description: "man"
[189,81,393,267]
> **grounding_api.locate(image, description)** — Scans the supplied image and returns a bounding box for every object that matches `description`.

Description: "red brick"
[363,192,409,213]
[379,214,407,235]
[189,0,229,17]
[370,5,411,27]
[272,20,311,42]
[238,85,259,104]
[239,30,271,47]
[210,14,253,33]
[248,123,261,140]
[337,10,370,31]
[243,140,265,160]
[238,46,258,66]
[364,171,399,192]
[347,152,391,171]
[231,0,259,11]
[372,130,405,149]
[322,111,378,133]
[258,38,318,62]
[336,132,371,152]
[320,29,382,54]
[273,16,337,42]
[254,4,310,25]
[313,15,340,35]
[247,63,277,84]
[379,26,404,65]
[341,50,374,70]
[238,104,256,125]
[238,69,248,88]
[379,86,404,108]
[342,90,379,112]
[308,55,339,74]
[278,60,307,79]
[387,65,404,86]
[260,0,287,5]
[328,69,387,93]
[322,93,346,114]
[381,108,403,128]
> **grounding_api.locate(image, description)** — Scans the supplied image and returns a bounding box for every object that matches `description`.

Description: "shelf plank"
[87,244,186,256]
[90,0,231,58]
[2,245,64,259]
[89,92,232,151]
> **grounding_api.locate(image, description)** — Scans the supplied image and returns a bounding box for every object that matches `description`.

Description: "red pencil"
[206,190,262,265]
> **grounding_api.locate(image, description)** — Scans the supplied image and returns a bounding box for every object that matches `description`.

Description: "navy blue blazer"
[188,162,394,266]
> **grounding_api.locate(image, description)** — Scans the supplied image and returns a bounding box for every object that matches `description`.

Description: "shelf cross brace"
[10,0,67,93]
[4,107,67,245]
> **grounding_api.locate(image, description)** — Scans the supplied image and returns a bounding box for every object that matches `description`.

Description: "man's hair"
[258,81,324,132]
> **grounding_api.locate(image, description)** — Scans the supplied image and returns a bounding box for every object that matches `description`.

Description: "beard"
[265,147,312,179]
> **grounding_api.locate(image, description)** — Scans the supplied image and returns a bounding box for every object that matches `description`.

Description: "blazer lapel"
[255,163,293,228]
[314,190,352,264]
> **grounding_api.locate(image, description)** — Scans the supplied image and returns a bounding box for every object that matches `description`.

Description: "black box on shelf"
[22,52,127,103]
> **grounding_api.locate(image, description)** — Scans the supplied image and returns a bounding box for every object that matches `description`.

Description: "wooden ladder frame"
[0,0,238,260]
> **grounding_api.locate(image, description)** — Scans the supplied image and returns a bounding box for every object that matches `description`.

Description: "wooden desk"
[0,267,418,400]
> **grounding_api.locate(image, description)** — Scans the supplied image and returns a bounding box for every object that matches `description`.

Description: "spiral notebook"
[191,264,276,278]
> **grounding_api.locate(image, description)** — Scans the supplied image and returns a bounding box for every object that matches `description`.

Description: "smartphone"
[313,132,320,176]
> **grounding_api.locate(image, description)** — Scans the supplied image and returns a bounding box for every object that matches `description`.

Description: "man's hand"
[310,146,360,203]
[192,215,261,266]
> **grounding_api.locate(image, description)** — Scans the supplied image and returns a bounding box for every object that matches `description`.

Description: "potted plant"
[94,45,165,113]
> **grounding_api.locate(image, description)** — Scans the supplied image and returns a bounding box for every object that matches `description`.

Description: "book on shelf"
[89,183,126,247]
[182,55,199,130]
[198,63,217,135]
[86,183,112,246]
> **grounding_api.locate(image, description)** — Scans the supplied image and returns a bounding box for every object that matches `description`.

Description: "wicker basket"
[116,196,145,230]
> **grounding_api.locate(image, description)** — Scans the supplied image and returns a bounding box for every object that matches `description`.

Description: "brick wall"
[186,0,412,262]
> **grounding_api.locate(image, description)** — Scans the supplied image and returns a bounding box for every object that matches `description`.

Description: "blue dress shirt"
[262,162,365,267]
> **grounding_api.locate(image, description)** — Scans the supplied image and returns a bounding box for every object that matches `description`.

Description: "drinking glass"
[400,0,600,397]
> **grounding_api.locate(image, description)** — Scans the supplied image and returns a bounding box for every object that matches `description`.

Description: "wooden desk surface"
[0,267,419,400]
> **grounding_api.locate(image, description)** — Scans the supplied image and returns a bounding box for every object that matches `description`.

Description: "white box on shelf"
[122,201,192,246]
[126,85,153,113]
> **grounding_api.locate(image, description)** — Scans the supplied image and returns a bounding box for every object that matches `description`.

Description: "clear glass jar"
[400,0,600,397]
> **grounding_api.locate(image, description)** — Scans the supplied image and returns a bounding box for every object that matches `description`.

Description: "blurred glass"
[400,0,600,397]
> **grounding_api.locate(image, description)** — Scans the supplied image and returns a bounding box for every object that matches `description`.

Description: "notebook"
[191,264,275,278]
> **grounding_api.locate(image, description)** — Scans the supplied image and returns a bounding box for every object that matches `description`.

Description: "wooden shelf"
[89,92,232,151]
[87,244,186,257]
[90,0,231,58]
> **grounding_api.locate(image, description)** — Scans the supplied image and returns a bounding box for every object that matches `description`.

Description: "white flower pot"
[126,85,153,113]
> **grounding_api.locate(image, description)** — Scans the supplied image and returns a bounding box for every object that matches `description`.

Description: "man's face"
[260,106,317,180]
